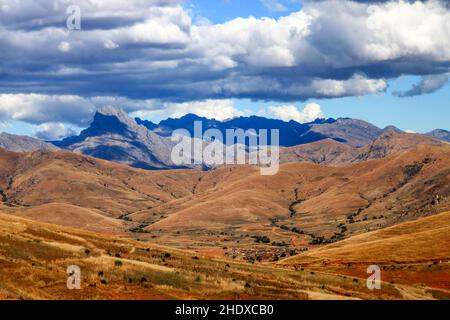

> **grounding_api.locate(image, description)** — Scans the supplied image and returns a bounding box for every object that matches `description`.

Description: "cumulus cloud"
[0,93,243,126]
[0,93,161,126]
[0,0,449,127]
[268,102,324,123]
[0,93,92,126]
[34,122,77,140]
[104,39,119,49]
[132,99,245,121]
[393,74,449,97]
[58,41,71,52]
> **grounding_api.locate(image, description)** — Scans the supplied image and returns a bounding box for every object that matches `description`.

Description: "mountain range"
[13,106,444,170]
[0,107,448,170]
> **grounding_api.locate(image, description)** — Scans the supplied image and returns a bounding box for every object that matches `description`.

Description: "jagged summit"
[52,106,174,169]
[95,106,136,128]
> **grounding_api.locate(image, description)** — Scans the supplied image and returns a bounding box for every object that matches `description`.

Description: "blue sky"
[0,0,449,139]
[232,75,450,133]
[188,0,303,23]
[184,0,450,133]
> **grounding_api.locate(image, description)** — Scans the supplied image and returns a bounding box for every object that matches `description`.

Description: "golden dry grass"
[0,212,413,300]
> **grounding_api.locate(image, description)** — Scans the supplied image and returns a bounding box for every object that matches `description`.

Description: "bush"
[291,227,305,234]
[253,235,271,244]
[114,260,123,267]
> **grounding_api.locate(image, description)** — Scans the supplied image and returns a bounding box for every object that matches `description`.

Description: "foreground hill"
[282,211,450,265]
[0,212,409,300]
[0,212,448,299]
[280,211,450,294]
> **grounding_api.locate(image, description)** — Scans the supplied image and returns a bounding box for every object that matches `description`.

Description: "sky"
[0,0,449,140]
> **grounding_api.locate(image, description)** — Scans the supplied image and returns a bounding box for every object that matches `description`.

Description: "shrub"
[253,235,271,244]
[291,227,305,234]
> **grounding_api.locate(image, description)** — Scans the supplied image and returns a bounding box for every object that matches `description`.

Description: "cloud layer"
[0,0,449,133]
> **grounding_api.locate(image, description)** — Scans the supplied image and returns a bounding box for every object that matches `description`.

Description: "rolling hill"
[0,212,447,300]
[0,128,448,299]
[280,211,450,294]
[0,131,447,260]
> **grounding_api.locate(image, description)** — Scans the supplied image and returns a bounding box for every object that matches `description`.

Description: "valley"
[0,109,449,300]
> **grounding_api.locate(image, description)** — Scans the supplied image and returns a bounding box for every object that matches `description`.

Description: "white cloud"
[0,94,244,126]
[132,99,245,121]
[311,75,388,97]
[268,102,324,123]
[58,41,71,52]
[0,93,96,126]
[0,0,449,118]
[34,122,77,140]
[167,100,244,121]
[104,39,119,49]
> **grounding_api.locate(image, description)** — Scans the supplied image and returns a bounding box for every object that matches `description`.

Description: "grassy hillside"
[281,211,450,297]
[0,212,412,300]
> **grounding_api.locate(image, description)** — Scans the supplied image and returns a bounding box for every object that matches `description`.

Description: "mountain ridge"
[0,132,58,152]
[2,107,449,171]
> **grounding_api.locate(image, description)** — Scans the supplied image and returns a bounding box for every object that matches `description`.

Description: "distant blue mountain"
[137,113,339,147]
[50,107,389,170]
[135,118,158,131]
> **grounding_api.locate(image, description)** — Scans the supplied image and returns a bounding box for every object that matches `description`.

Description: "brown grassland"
[0,132,449,299]
[1,212,448,300]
